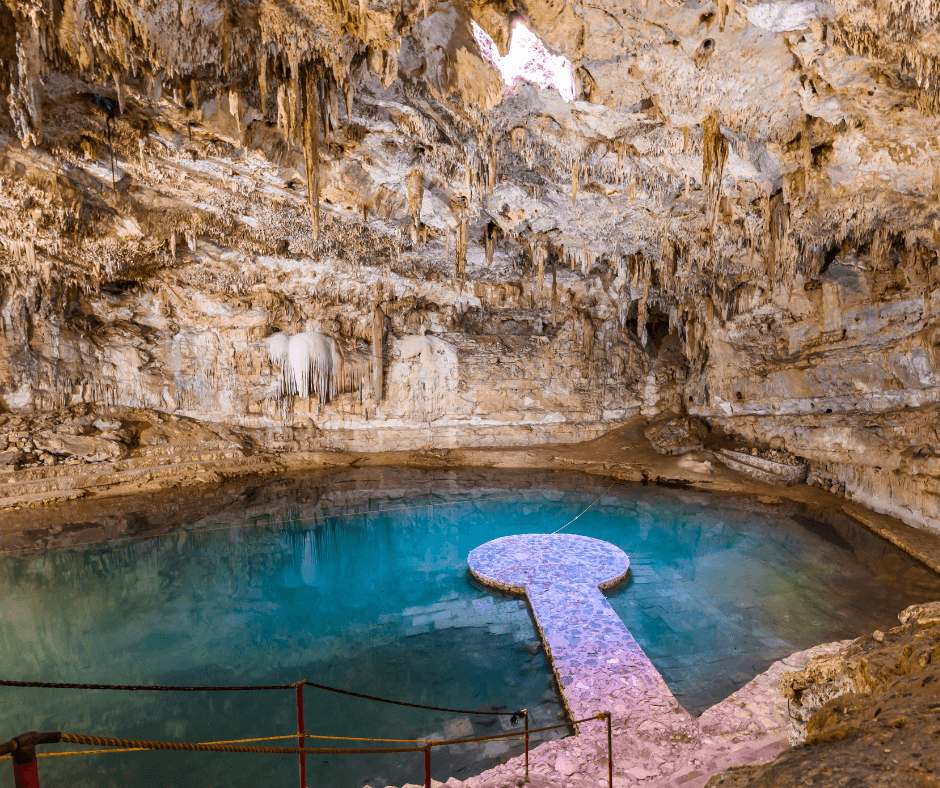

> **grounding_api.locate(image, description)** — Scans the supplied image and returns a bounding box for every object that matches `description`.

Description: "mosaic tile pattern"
[467,533,631,593]
[468,534,682,725]
[458,535,853,788]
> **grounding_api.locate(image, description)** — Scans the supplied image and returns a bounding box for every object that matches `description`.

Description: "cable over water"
[552,482,617,534]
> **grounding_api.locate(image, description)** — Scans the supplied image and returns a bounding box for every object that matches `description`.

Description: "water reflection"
[0,469,938,788]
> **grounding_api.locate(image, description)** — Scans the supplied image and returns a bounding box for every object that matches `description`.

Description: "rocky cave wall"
[0,0,938,530]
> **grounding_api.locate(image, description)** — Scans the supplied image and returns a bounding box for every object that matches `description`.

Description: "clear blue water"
[1,469,938,788]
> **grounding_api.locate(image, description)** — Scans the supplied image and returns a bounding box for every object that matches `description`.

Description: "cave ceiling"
[3,0,938,291]
[0,0,938,422]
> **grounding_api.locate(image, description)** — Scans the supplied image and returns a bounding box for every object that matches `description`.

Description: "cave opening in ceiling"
[472,19,575,102]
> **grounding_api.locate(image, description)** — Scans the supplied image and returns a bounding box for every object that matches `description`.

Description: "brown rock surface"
[644,414,709,455]
[706,602,940,787]
[32,431,127,462]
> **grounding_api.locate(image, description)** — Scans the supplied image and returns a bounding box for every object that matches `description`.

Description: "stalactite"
[871,226,892,270]
[702,110,728,231]
[382,48,398,88]
[534,240,547,295]
[407,167,424,223]
[114,72,125,115]
[799,126,812,198]
[170,232,177,258]
[457,219,468,284]
[9,18,44,147]
[329,75,340,134]
[265,331,338,405]
[766,192,789,278]
[301,61,321,240]
[583,312,594,360]
[485,221,499,265]
[258,57,269,117]
[317,76,330,139]
[445,228,451,280]
[229,89,242,133]
[637,289,648,347]
[277,83,291,143]
[551,259,557,326]
[572,162,580,206]
[372,304,384,400]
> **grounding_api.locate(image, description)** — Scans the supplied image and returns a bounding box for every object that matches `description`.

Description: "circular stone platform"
[467,533,630,593]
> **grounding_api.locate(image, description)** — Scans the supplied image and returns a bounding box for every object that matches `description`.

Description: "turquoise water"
[1,469,939,788]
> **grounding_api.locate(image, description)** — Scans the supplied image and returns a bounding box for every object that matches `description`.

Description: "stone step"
[0,489,86,507]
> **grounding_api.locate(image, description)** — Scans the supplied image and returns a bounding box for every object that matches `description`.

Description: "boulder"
[644,416,708,456]
[0,448,24,469]
[33,432,127,462]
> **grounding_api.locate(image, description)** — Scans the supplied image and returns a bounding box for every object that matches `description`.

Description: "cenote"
[2,468,939,788]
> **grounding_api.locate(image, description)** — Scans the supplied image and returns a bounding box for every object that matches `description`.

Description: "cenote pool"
[2,468,939,788]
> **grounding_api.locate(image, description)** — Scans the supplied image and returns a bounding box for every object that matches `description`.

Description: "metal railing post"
[523,709,530,783]
[606,712,613,788]
[296,682,306,788]
[423,742,432,788]
[11,744,40,788]
[7,732,63,788]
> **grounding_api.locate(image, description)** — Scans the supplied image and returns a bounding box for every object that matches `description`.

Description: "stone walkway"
[468,534,675,727]
[382,534,852,788]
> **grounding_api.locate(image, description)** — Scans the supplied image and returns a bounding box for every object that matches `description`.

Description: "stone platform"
[468,534,679,728]
[454,533,852,787]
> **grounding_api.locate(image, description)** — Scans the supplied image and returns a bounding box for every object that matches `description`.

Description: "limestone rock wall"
[0,0,938,532]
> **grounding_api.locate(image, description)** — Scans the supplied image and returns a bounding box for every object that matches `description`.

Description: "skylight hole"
[472,20,576,102]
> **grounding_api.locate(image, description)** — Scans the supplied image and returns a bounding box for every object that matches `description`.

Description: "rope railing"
[0,673,615,787]
[0,675,526,788]
[0,714,614,788]
[0,677,524,716]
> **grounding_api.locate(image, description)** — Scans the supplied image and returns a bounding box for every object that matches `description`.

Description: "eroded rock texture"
[0,0,938,530]
[708,601,940,787]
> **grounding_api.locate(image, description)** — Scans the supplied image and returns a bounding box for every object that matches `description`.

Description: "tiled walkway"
[448,534,852,788]
[468,534,678,726]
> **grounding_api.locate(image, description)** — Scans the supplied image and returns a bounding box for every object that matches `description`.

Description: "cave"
[1,0,939,785]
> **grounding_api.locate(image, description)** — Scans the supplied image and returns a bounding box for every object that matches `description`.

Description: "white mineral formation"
[265,331,338,404]
[746,2,818,32]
